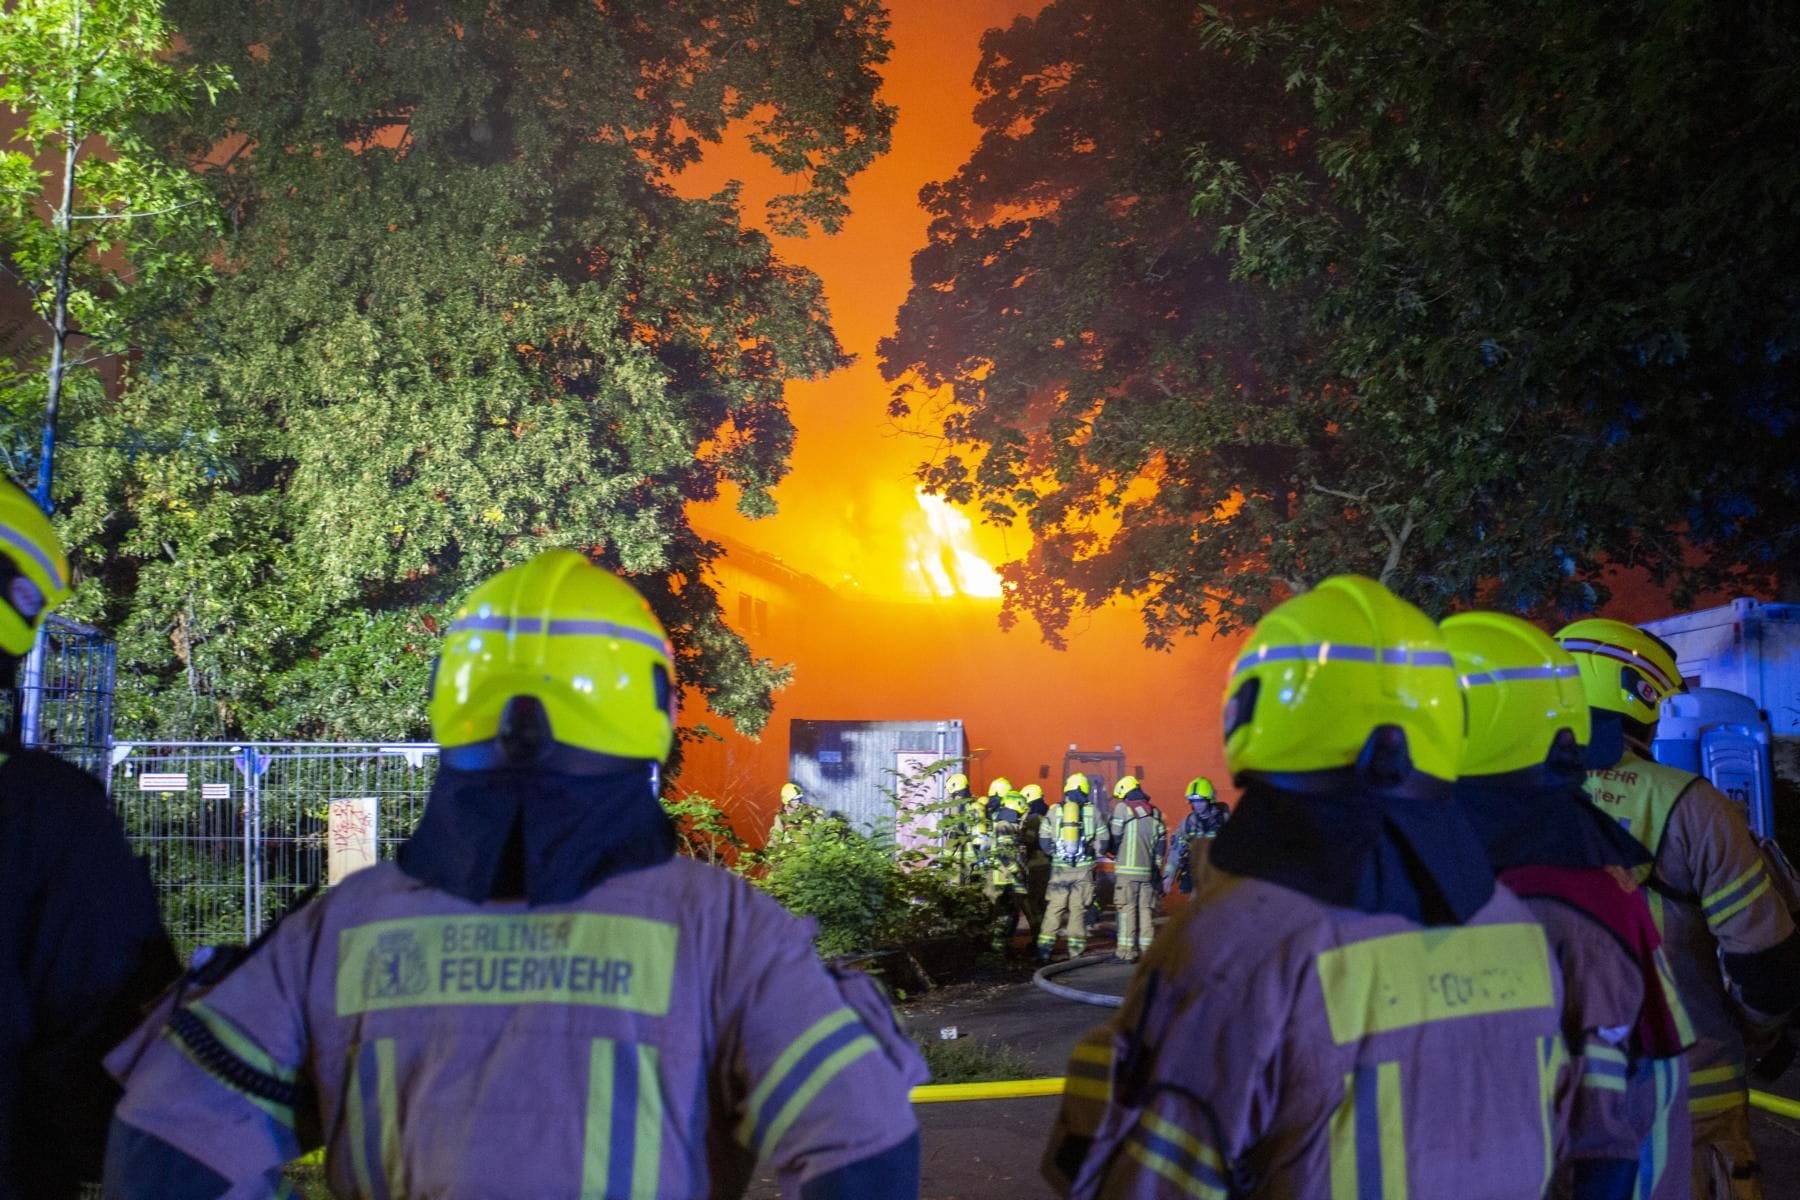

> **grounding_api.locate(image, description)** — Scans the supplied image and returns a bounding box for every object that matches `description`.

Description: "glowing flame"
[906,490,1003,599]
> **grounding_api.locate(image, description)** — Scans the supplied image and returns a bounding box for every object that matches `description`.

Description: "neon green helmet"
[1002,791,1029,815]
[1113,775,1141,799]
[1553,617,1682,726]
[0,479,71,657]
[780,782,805,804]
[1443,612,1589,777]
[1223,575,1461,783]
[429,549,676,762]
[987,776,1014,798]
[1063,772,1090,796]
[947,772,970,795]
[1185,776,1216,801]
[1020,783,1044,804]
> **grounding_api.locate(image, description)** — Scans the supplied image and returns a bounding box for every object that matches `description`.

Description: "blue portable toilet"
[1653,688,1776,839]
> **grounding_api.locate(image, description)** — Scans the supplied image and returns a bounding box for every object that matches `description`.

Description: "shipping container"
[787,718,968,839]
[1640,600,1800,736]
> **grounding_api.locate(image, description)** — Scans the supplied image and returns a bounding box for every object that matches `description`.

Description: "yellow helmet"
[1443,612,1590,777]
[1223,575,1461,783]
[987,776,1014,797]
[428,549,675,762]
[1553,617,1682,726]
[946,772,970,795]
[780,782,805,804]
[1113,775,1141,799]
[1063,772,1090,796]
[1020,783,1044,803]
[1002,791,1029,815]
[1186,776,1216,801]
[0,479,72,657]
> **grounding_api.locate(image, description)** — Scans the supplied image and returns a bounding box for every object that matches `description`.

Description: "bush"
[756,818,898,956]
[914,1034,1036,1085]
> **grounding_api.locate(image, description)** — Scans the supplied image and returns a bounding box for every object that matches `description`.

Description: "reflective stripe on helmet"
[1230,642,1455,678]
[449,614,672,659]
[1456,663,1580,688]
[0,521,67,591]
[1554,637,1678,693]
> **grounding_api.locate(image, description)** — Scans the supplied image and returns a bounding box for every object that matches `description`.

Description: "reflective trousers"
[1038,866,1093,955]
[1115,877,1157,960]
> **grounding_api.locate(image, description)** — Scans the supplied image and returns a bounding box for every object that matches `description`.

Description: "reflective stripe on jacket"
[109,858,923,1198]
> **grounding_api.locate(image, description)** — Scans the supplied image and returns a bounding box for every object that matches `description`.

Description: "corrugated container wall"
[788,719,967,838]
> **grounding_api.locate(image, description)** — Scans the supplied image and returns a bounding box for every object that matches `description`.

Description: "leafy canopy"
[886,0,1800,647]
[0,0,230,482]
[59,0,895,741]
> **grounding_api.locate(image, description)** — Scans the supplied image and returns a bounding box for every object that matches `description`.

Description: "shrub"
[756,818,898,956]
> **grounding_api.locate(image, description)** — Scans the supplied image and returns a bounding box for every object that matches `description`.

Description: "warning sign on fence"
[138,773,189,792]
[328,797,379,884]
[201,782,231,800]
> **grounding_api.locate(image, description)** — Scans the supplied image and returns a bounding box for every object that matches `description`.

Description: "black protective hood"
[1210,730,1496,926]
[398,759,676,906]
[1456,762,1651,874]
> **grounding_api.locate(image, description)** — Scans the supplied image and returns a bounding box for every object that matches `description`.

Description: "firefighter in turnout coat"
[1044,576,1570,1199]
[103,550,926,1200]
[1558,618,1800,1200]
[1446,612,1693,1200]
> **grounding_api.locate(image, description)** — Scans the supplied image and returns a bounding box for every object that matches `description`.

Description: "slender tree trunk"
[35,2,83,509]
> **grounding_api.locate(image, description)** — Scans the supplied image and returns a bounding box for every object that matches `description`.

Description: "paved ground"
[755,919,1800,1198]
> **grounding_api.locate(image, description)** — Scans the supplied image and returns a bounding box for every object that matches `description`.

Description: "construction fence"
[108,742,440,955]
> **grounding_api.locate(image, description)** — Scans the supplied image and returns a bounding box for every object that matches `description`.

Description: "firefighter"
[1557,617,1800,1199]
[1020,783,1052,923]
[1046,575,1567,1198]
[1446,611,1692,1199]
[0,479,179,1200]
[768,780,819,841]
[1106,777,1164,963]
[987,791,1035,951]
[1168,776,1229,896]
[941,772,979,883]
[103,549,926,1200]
[984,775,1014,821]
[1036,774,1100,964]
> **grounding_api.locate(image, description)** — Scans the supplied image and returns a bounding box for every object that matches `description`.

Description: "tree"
[58,0,895,742]
[886,0,1800,647]
[1188,0,1800,615]
[880,0,1321,646]
[0,0,229,500]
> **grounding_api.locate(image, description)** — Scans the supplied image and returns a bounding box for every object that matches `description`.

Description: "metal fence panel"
[110,742,439,955]
[1,614,115,782]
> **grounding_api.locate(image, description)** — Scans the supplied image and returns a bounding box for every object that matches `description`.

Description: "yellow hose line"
[910,1076,1066,1103]
[1751,1089,1800,1121]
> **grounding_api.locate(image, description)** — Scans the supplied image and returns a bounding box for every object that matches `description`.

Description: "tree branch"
[70,198,206,222]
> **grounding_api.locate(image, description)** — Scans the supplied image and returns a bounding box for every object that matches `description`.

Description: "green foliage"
[756,817,898,957]
[661,791,747,867]
[886,0,1800,643]
[0,0,231,484]
[55,0,895,741]
[913,1034,1036,1085]
[1188,0,1800,614]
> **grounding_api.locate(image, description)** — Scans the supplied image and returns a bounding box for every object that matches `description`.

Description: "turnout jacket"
[1586,751,1800,1121]
[1107,798,1165,883]
[1050,868,1570,1200]
[0,749,177,1200]
[108,856,924,1199]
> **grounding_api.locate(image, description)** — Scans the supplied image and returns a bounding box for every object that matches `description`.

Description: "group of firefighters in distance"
[770,771,1233,965]
[4,465,1800,1200]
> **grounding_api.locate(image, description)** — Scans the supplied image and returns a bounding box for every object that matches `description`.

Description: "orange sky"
[683,0,1043,598]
